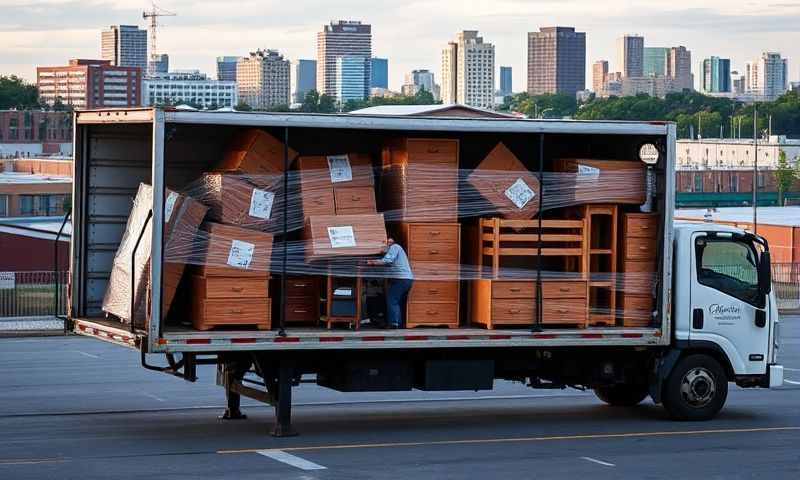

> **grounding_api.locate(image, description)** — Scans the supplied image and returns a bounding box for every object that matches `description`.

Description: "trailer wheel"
[594,384,649,406]
[662,354,728,421]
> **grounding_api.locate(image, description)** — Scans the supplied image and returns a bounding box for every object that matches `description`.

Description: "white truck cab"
[658,222,784,419]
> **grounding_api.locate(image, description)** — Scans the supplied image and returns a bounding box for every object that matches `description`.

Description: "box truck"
[66,108,783,436]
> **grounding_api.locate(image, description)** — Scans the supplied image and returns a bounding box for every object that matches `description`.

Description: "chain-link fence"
[773,263,800,313]
[0,271,68,318]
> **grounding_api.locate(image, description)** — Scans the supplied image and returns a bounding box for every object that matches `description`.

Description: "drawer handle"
[294,309,307,313]
[426,310,438,315]
[509,287,521,292]
[559,287,570,292]
[429,231,441,235]
[428,289,439,294]
[230,308,243,314]
[427,147,440,153]
[557,308,568,314]
[509,309,521,314]
[639,225,649,230]
[294,283,307,287]
[231,287,244,292]
[639,246,648,251]
[429,249,439,254]
[351,196,361,201]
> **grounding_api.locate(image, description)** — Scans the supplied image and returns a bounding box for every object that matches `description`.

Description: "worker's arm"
[368,244,398,266]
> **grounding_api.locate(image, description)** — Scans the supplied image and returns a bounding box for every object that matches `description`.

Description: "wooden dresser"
[282,276,320,324]
[471,279,587,329]
[619,213,659,327]
[400,223,461,328]
[190,272,271,331]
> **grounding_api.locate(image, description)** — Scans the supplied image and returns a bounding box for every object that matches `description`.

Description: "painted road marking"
[218,426,800,455]
[257,450,327,471]
[783,367,800,372]
[73,351,100,359]
[580,456,615,467]
[0,457,68,466]
[784,380,800,385]
[143,393,166,402]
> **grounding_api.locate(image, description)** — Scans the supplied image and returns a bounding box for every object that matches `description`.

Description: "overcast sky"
[2,0,799,91]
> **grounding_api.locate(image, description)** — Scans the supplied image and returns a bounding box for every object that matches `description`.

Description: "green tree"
[300,90,321,112]
[0,75,39,109]
[318,94,337,113]
[234,101,252,112]
[413,87,435,105]
[508,92,577,118]
[775,150,800,206]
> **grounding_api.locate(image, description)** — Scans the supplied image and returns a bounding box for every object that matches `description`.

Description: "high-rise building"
[143,70,237,108]
[101,25,147,72]
[702,57,731,93]
[746,52,788,101]
[526,27,586,97]
[216,56,239,82]
[293,59,317,103]
[643,47,669,76]
[667,46,693,91]
[371,57,388,90]
[317,20,372,99]
[403,69,436,96]
[149,53,169,75]
[441,30,495,108]
[731,70,746,95]
[336,56,368,102]
[592,60,608,93]
[618,35,644,78]
[499,66,512,96]
[236,49,291,109]
[37,59,142,109]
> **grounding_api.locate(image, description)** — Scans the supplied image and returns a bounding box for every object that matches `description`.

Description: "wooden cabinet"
[399,222,461,328]
[471,279,587,329]
[190,274,271,331]
[618,213,658,327]
[334,186,377,215]
[282,276,320,323]
[217,129,296,175]
[295,154,376,218]
[381,138,459,223]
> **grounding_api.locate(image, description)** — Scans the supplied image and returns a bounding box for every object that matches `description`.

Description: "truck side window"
[695,237,763,308]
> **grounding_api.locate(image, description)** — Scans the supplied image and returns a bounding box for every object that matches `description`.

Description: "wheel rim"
[680,367,716,408]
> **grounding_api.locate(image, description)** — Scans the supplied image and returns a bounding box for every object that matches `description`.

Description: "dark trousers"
[386,279,412,327]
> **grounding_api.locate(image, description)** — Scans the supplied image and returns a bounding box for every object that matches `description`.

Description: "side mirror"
[758,251,772,296]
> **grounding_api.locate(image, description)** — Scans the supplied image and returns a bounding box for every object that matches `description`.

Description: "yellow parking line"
[218,426,800,455]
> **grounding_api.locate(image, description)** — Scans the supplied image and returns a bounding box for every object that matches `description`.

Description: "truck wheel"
[662,354,728,421]
[594,384,649,406]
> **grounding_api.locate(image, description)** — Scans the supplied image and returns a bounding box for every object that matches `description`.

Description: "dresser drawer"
[192,297,271,329]
[334,186,376,215]
[286,276,319,292]
[624,237,657,261]
[406,139,459,164]
[491,281,535,299]
[408,241,459,264]
[542,281,586,299]
[300,185,335,217]
[620,294,654,326]
[625,214,659,238]
[406,223,460,245]
[409,281,459,303]
[407,302,458,325]
[491,300,536,325]
[191,275,268,299]
[284,299,320,322]
[541,300,587,325]
[621,261,657,294]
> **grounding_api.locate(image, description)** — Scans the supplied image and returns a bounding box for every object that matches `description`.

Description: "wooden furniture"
[196,222,274,277]
[217,129,296,174]
[582,205,619,326]
[334,186,377,215]
[295,154,376,217]
[465,142,541,220]
[619,213,659,327]
[283,276,320,323]
[400,223,461,328]
[477,217,586,278]
[324,275,362,329]
[553,159,646,205]
[470,279,588,329]
[381,138,459,223]
[303,214,387,261]
[201,173,284,232]
[190,273,271,331]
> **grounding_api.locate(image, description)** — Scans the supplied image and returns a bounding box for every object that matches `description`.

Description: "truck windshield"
[695,237,763,308]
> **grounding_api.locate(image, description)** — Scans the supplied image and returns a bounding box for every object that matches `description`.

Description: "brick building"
[0,159,72,217]
[37,59,142,109]
[0,110,72,157]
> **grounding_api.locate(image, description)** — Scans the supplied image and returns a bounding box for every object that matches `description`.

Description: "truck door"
[689,232,770,376]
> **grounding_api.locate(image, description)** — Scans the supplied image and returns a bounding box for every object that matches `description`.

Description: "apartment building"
[236,49,291,109]
[101,25,147,72]
[441,30,495,108]
[526,26,586,97]
[143,70,237,108]
[37,59,142,109]
[317,21,372,99]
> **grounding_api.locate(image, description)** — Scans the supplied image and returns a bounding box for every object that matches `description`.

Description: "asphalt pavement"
[0,317,798,479]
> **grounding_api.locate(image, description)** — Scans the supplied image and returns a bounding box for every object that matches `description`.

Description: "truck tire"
[594,384,649,406]
[662,354,728,421]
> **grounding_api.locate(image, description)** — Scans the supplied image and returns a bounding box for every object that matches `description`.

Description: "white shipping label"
[327,154,353,183]
[504,178,536,210]
[164,192,179,222]
[327,226,357,248]
[577,164,601,180]
[227,239,255,269]
[248,188,275,220]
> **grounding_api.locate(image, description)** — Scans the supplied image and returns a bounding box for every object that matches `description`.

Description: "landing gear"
[662,354,728,421]
[271,362,297,437]
[218,359,249,420]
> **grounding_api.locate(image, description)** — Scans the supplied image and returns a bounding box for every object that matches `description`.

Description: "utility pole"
[752,103,758,234]
[143,1,177,76]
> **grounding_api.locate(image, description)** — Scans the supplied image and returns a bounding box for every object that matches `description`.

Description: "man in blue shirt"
[367,237,413,329]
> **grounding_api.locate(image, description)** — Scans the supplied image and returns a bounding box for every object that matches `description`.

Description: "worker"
[367,237,413,329]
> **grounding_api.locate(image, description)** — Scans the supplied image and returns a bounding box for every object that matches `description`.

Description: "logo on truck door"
[708,304,741,325]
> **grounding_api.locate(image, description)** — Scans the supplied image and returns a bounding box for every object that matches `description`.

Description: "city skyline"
[3,1,800,93]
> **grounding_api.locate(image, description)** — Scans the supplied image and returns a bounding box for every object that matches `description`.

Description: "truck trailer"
[66,108,783,435]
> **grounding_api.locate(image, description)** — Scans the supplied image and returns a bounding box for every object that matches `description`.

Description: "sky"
[2,0,800,92]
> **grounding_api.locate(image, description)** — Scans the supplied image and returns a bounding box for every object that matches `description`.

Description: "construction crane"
[142,1,176,75]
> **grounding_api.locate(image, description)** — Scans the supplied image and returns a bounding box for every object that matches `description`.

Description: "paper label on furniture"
[248,188,275,219]
[227,239,255,269]
[504,178,536,209]
[327,226,356,248]
[164,192,179,222]
[333,287,353,296]
[577,164,601,179]
[327,155,353,183]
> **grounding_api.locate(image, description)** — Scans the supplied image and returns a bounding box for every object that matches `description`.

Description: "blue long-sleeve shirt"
[379,244,413,280]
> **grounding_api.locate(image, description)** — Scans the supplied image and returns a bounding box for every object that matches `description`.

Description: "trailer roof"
[75,108,672,136]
